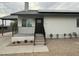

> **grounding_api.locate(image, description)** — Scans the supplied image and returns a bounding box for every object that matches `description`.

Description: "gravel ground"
[47,38,79,56]
[1,32,79,56]
[1,38,79,56]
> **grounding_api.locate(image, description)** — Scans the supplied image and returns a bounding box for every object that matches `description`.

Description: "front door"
[35,18,44,34]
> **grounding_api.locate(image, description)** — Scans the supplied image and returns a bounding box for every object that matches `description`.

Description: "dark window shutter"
[22,19,26,27]
[77,19,79,27]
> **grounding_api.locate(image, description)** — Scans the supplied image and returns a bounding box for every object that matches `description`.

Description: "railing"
[34,25,46,45]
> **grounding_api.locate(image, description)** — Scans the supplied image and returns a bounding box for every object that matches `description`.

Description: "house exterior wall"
[44,16,79,38]
[18,16,35,34]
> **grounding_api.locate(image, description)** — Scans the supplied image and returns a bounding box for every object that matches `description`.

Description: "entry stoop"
[11,34,34,42]
[34,34,46,45]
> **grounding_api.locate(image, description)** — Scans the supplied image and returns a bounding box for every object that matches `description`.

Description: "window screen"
[22,19,32,27]
[22,19,26,27]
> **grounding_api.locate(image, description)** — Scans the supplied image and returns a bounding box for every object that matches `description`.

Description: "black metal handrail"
[34,25,46,45]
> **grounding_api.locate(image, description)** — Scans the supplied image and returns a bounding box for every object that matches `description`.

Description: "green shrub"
[56,34,59,39]
[24,40,27,43]
[17,41,20,44]
[10,21,18,34]
[49,34,53,39]
[73,32,77,38]
[64,33,66,38]
[30,40,33,43]
[12,42,15,44]
[68,33,72,39]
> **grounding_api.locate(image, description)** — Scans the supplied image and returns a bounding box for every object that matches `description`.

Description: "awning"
[0,15,18,20]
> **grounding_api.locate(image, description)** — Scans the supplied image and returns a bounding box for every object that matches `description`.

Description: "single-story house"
[1,2,79,45]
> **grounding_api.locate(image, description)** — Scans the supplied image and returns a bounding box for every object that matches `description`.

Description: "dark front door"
[35,18,44,34]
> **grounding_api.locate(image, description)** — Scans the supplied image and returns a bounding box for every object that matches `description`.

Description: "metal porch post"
[5,20,6,26]
[2,20,4,36]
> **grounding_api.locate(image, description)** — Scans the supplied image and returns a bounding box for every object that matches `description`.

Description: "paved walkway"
[1,32,79,56]
[0,45,48,55]
[0,32,12,47]
[0,32,49,55]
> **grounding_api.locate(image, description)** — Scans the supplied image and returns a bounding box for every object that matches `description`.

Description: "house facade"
[1,2,79,44]
[16,12,79,38]
[11,2,79,38]
[44,15,79,38]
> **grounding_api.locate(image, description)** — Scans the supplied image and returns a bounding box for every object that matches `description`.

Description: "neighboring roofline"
[0,15,18,20]
[38,10,79,13]
[11,10,79,16]
[2,10,79,20]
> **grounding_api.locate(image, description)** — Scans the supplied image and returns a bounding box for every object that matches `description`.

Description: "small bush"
[56,34,59,39]
[24,40,27,43]
[50,34,53,39]
[30,40,33,43]
[68,33,72,39]
[12,42,15,44]
[64,33,66,38]
[73,32,77,38]
[17,41,20,44]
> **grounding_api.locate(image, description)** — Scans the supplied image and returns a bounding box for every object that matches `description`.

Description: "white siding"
[18,16,35,34]
[18,27,35,34]
[44,16,79,38]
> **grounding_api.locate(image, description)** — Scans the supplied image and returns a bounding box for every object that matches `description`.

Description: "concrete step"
[34,36,45,45]
[35,42,45,45]
[35,34,44,37]
[35,39,44,41]
[35,37,44,39]
[35,37,44,40]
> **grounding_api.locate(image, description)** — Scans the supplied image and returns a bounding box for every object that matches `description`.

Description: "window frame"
[22,19,26,27]
[22,19,32,27]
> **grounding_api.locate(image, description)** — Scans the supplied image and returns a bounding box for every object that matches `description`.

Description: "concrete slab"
[33,45,49,52]
[74,42,79,45]
[0,45,49,55]
[0,37,11,47]
[0,45,33,54]
[0,33,49,55]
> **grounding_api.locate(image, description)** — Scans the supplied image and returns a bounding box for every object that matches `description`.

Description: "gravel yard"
[47,38,79,56]
[0,32,79,56]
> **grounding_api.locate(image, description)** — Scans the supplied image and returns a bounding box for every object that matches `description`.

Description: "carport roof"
[0,15,18,20]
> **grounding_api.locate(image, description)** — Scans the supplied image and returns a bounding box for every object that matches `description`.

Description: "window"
[22,19,32,27]
[26,20,32,27]
[77,19,79,27]
[22,19,26,27]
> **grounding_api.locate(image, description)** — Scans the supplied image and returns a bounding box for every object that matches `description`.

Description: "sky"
[0,2,79,25]
[30,2,79,10]
[1,2,79,16]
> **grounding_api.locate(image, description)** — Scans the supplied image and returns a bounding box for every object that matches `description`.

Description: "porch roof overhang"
[0,15,18,20]
[11,10,79,16]
[11,10,39,15]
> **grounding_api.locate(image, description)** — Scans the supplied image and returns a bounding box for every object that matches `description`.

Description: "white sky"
[30,2,79,10]
[0,2,79,25]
